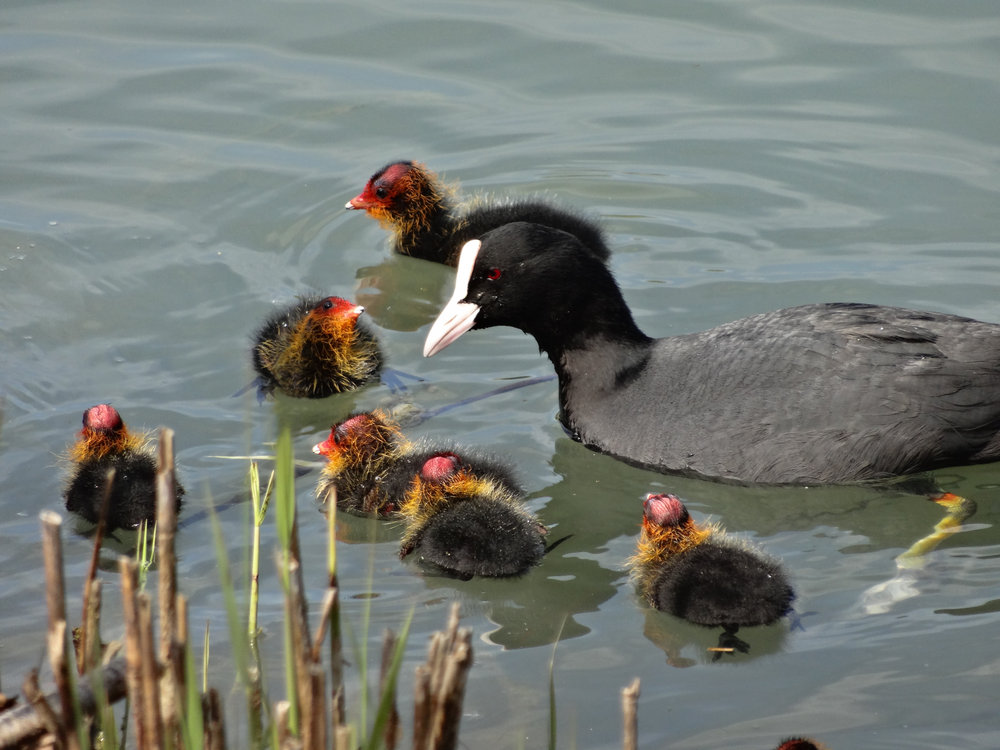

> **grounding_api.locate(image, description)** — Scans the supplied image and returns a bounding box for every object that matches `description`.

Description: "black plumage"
[425,221,1000,485]
[346,161,610,265]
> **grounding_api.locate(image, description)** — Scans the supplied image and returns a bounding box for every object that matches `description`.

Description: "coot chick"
[398,452,547,579]
[628,493,794,655]
[775,739,830,750]
[424,222,1000,485]
[252,295,381,400]
[313,410,413,516]
[346,161,610,265]
[64,404,184,531]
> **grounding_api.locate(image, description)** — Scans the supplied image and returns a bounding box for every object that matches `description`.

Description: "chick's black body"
[647,539,793,628]
[65,452,163,530]
[399,450,546,580]
[403,493,546,580]
[63,404,184,531]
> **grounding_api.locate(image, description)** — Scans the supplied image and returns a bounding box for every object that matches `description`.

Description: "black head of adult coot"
[346,161,610,265]
[424,222,1000,485]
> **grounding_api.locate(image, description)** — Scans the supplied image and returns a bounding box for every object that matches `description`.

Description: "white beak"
[423,239,482,357]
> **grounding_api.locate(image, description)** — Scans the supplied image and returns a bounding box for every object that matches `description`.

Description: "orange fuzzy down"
[259,304,375,394]
[68,423,147,464]
[361,163,455,254]
[397,468,524,552]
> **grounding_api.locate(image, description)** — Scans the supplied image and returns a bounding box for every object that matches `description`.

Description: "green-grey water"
[2,1,999,748]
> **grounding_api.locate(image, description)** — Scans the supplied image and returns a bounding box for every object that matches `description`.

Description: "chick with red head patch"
[252,295,381,399]
[64,404,184,531]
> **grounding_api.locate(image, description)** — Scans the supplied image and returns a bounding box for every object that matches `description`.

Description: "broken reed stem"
[284,550,327,750]
[79,469,113,672]
[156,427,181,743]
[380,630,401,750]
[40,512,67,646]
[40,511,81,750]
[47,621,81,750]
[138,595,163,750]
[20,669,59,746]
[202,687,227,750]
[412,603,473,750]
[334,725,353,750]
[0,658,130,747]
[81,579,103,673]
[622,678,640,750]
[327,493,346,728]
[274,700,291,748]
[120,557,159,750]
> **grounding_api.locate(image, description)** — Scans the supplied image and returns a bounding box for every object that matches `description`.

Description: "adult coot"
[398,452,547,579]
[424,222,1000,485]
[346,161,609,265]
[252,295,381,400]
[64,404,184,530]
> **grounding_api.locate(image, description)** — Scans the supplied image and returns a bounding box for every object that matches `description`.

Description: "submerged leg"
[861,492,977,614]
[710,626,750,661]
[896,492,977,569]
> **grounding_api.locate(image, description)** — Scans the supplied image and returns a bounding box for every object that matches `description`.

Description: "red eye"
[486,268,502,281]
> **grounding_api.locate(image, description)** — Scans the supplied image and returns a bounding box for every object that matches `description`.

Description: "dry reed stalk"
[156,427,181,742]
[0,659,129,747]
[168,594,190,744]
[412,603,473,750]
[40,512,67,643]
[47,620,81,750]
[201,687,226,750]
[379,629,401,750]
[137,595,163,750]
[284,553,325,750]
[120,558,154,750]
[19,669,59,747]
[325,490,347,728]
[306,663,327,750]
[621,678,640,750]
[78,470,113,673]
[333,725,353,750]
[411,667,431,750]
[274,700,291,748]
[40,511,80,750]
[80,579,103,673]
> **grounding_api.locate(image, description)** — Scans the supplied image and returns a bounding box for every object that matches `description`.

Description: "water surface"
[2,1,1000,748]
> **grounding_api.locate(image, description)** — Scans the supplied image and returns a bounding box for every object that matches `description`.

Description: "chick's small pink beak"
[312,435,336,456]
[345,194,368,210]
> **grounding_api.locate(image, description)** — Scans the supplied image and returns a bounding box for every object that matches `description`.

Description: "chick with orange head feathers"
[64,404,184,531]
[629,493,794,639]
[313,410,413,517]
[346,160,610,265]
[252,295,381,399]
